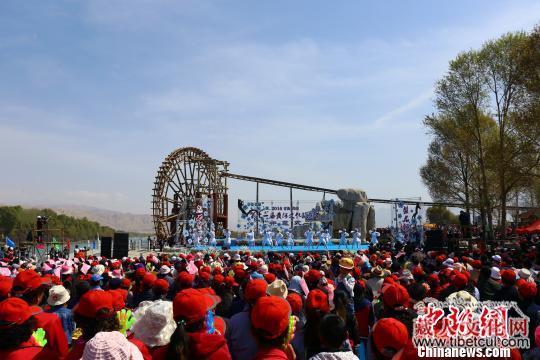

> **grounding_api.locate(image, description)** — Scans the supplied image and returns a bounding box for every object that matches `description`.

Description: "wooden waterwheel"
[152,147,229,245]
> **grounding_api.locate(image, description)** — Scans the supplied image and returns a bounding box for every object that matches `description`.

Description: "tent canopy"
[516,219,540,234]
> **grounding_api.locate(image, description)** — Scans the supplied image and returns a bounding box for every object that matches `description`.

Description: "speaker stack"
[113,232,129,259]
[100,236,112,258]
[425,229,445,251]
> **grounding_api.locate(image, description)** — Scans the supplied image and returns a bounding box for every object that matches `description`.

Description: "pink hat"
[42,263,53,272]
[0,268,11,277]
[80,263,91,275]
[82,331,143,360]
[61,265,73,275]
[111,269,123,279]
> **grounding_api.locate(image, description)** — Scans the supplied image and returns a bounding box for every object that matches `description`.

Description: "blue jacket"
[226,306,258,360]
[48,306,75,345]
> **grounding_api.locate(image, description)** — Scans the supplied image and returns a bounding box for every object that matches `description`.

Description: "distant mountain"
[50,205,153,234]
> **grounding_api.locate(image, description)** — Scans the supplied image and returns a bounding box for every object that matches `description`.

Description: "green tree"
[479,32,539,232]
[426,206,459,225]
[424,29,540,239]
[434,50,495,239]
[0,205,23,235]
[420,125,473,212]
[0,206,114,242]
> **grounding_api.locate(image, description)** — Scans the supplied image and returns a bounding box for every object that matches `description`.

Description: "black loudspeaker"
[113,232,129,259]
[101,237,112,258]
[425,230,445,251]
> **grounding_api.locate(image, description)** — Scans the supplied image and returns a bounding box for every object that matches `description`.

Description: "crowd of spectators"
[0,235,540,359]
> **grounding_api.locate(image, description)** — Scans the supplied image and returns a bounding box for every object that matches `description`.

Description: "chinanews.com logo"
[412,298,530,358]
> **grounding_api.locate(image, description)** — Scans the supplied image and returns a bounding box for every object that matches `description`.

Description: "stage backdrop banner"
[236,199,334,233]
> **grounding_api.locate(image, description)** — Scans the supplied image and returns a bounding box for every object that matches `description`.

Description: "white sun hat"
[266,279,288,299]
[130,300,177,348]
[490,267,501,280]
[47,285,70,306]
[158,265,171,275]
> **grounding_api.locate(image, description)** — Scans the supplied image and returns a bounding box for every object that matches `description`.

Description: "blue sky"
[1,1,539,225]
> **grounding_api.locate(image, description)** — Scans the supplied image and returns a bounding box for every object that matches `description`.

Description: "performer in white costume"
[275,229,284,246]
[339,229,349,245]
[304,228,314,247]
[262,229,274,247]
[246,229,255,247]
[370,229,381,246]
[351,228,362,247]
[324,229,331,246]
[208,229,217,246]
[286,231,294,246]
[223,229,232,247]
[317,230,326,246]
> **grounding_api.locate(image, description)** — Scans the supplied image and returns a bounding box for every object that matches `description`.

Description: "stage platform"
[191,244,369,253]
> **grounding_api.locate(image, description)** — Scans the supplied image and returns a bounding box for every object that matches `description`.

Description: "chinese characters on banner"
[237,200,334,233]
[393,200,426,243]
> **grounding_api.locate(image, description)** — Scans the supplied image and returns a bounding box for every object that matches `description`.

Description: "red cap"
[245,279,268,303]
[213,274,225,286]
[0,276,13,298]
[373,318,409,354]
[234,269,248,282]
[198,287,217,296]
[0,297,32,327]
[135,267,146,278]
[519,282,537,300]
[264,273,276,284]
[200,266,211,274]
[412,267,424,277]
[426,274,440,285]
[142,273,157,289]
[173,288,220,323]
[199,272,210,282]
[120,278,131,289]
[501,270,516,283]
[516,279,526,288]
[382,283,410,309]
[13,270,43,292]
[471,260,482,269]
[153,279,170,294]
[304,269,322,284]
[177,272,194,289]
[224,276,239,288]
[108,290,125,312]
[251,296,291,339]
[453,273,468,290]
[305,289,329,314]
[74,290,114,318]
[286,292,302,315]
